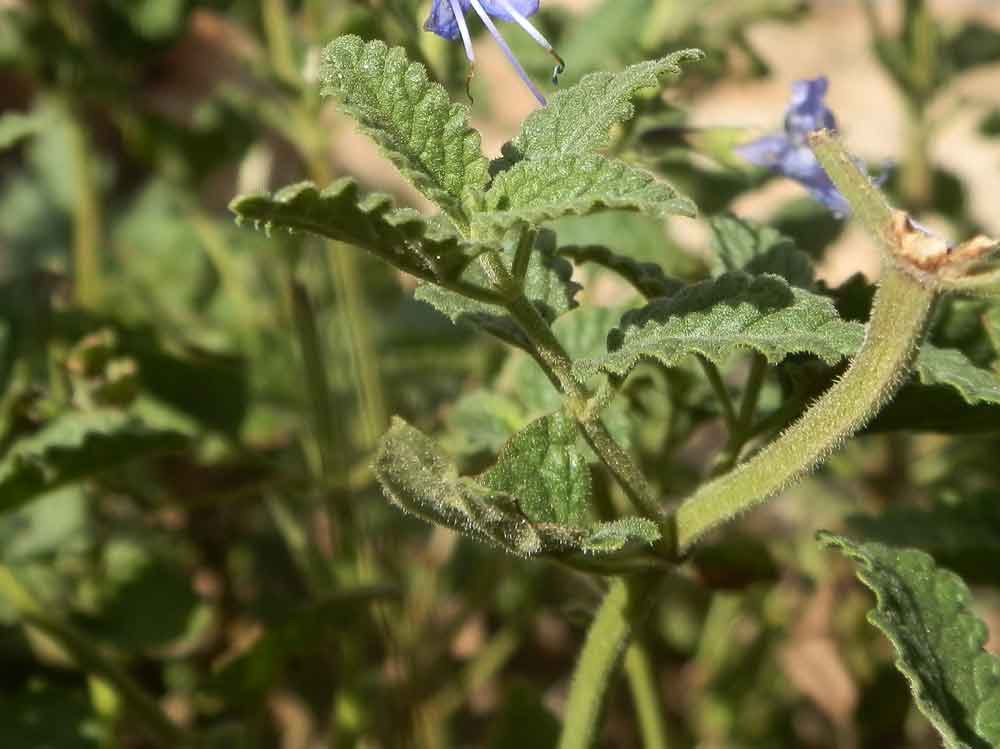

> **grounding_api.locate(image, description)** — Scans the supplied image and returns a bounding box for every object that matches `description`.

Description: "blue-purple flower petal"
[737,76,883,217]
[784,77,837,138]
[478,0,540,23]
[424,0,465,40]
[735,134,794,170]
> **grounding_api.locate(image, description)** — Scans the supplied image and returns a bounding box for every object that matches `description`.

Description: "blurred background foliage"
[0,0,998,747]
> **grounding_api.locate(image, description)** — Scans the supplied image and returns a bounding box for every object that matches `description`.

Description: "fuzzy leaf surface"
[581,517,660,554]
[559,245,685,299]
[230,179,484,284]
[508,50,704,162]
[373,418,657,560]
[479,154,694,233]
[580,272,859,379]
[819,532,1000,748]
[0,411,188,514]
[481,411,592,528]
[373,417,543,556]
[710,213,815,288]
[415,233,579,350]
[320,35,488,223]
[914,345,1000,405]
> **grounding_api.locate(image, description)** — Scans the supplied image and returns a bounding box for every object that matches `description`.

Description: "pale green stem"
[0,566,195,748]
[624,639,673,749]
[68,111,102,308]
[675,261,934,552]
[558,575,663,749]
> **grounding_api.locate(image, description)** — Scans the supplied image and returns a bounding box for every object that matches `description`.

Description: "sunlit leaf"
[507,49,704,162]
[230,178,486,284]
[579,272,859,379]
[478,154,694,235]
[320,35,489,225]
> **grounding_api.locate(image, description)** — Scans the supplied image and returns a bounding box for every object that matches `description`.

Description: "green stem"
[484,254,664,528]
[674,264,934,552]
[624,639,673,749]
[68,109,102,309]
[697,355,737,431]
[712,353,767,476]
[558,575,663,749]
[0,567,195,748]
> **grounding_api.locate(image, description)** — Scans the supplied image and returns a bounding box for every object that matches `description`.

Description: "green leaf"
[482,411,592,528]
[373,418,656,559]
[320,35,488,224]
[373,417,544,556]
[979,108,1000,138]
[819,532,1000,749]
[947,22,1000,75]
[558,244,684,298]
[414,232,579,350]
[709,213,815,288]
[0,110,48,151]
[230,178,484,285]
[445,391,528,457]
[507,50,704,162]
[478,154,694,235]
[581,517,660,554]
[914,345,1000,405]
[846,494,1000,585]
[580,272,860,379]
[0,411,188,514]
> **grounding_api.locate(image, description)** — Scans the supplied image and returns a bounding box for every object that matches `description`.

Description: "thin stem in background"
[712,352,768,476]
[697,354,737,432]
[68,107,103,309]
[290,276,343,483]
[624,638,675,749]
[263,0,298,82]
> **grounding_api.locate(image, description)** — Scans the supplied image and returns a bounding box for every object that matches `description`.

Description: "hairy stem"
[558,575,663,749]
[674,263,934,552]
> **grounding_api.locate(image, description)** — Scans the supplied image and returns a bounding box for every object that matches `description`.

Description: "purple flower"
[737,77,880,217]
[424,0,564,106]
